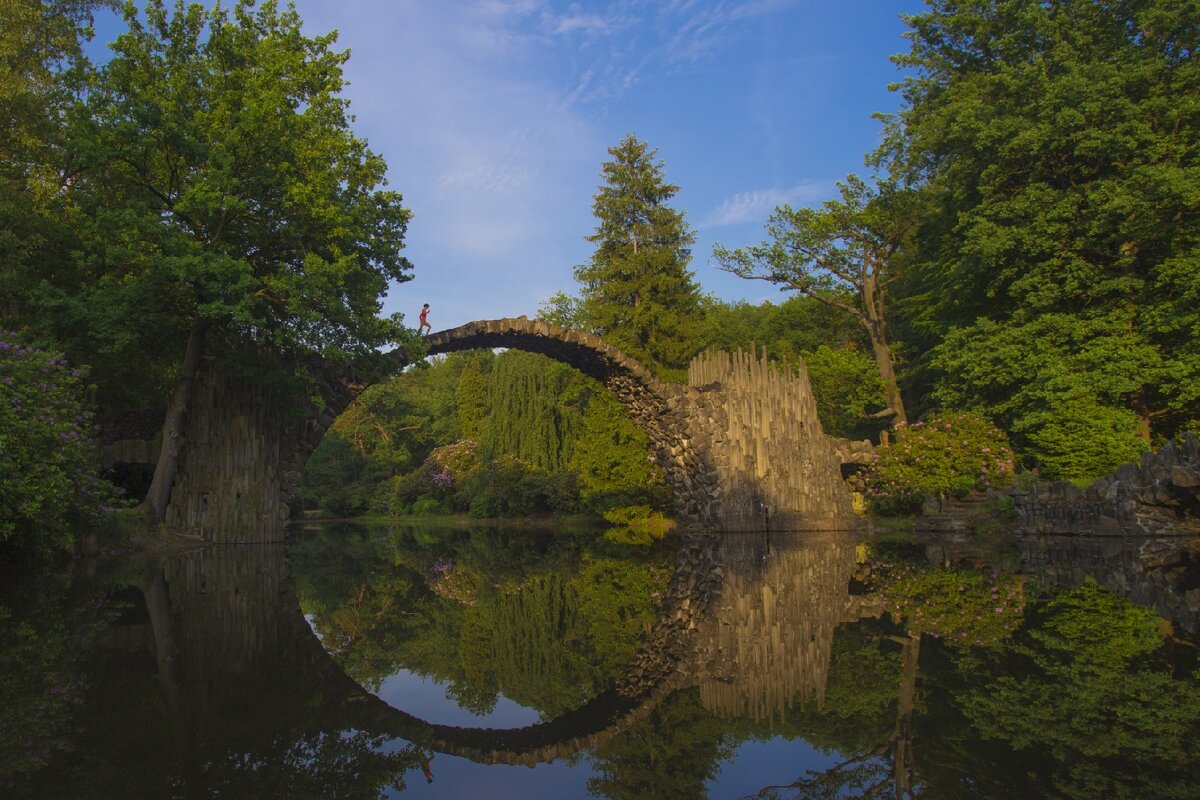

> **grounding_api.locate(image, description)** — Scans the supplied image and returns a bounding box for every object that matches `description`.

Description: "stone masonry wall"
[1010,433,1200,535]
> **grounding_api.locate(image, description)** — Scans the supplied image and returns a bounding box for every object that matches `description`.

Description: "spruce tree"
[575,134,703,377]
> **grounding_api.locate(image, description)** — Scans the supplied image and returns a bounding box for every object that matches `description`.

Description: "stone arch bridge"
[160,318,856,540]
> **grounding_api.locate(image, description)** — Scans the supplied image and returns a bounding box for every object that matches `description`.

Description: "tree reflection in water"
[0,525,1197,799]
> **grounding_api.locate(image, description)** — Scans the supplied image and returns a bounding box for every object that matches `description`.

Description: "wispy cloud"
[478,0,805,107]
[546,10,620,36]
[661,0,797,64]
[700,180,829,227]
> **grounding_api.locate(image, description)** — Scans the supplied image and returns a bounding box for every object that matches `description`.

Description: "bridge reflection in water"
[143,532,1200,750]
[50,526,1196,797]
[135,532,880,769]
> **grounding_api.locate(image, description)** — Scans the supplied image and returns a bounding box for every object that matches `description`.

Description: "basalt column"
[694,534,864,724]
[160,368,289,540]
[161,362,358,542]
[686,349,857,531]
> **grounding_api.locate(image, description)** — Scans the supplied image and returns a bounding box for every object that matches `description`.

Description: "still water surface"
[2,523,1198,799]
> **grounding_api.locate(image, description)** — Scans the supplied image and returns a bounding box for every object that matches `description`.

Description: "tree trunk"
[862,268,908,427]
[143,318,209,525]
[893,632,921,799]
[869,329,907,428]
[1130,386,1153,442]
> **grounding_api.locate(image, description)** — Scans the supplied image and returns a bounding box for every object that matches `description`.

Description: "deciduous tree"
[714,175,918,425]
[881,0,1200,464]
[70,0,413,521]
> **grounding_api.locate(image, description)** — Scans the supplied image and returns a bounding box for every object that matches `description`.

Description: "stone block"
[1171,465,1200,488]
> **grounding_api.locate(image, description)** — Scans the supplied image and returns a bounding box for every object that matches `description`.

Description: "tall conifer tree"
[575,134,703,377]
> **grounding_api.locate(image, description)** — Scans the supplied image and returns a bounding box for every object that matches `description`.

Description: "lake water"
[2,522,1198,799]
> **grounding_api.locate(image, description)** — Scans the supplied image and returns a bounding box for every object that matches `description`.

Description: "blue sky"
[93,1,926,332]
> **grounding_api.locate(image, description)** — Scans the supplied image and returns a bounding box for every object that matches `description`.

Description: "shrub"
[377,469,435,515]
[1013,393,1147,482]
[866,411,1015,516]
[0,331,112,555]
[426,439,481,482]
[409,497,445,516]
[462,454,581,517]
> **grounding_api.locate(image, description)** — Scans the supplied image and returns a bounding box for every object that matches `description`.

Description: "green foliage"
[330,382,419,476]
[601,505,675,546]
[480,351,580,470]
[426,438,482,483]
[460,454,580,518]
[536,290,586,329]
[1014,388,1148,482]
[698,294,867,360]
[3,0,413,434]
[885,0,1200,449]
[874,564,1028,647]
[930,315,1153,480]
[784,619,901,756]
[0,0,114,221]
[293,432,372,517]
[803,344,888,439]
[572,554,670,676]
[697,296,891,440]
[0,331,112,553]
[588,689,735,800]
[456,355,488,439]
[78,0,413,356]
[290,525,671,725]
[575,133,704,377]
[377,439,481,516]
[0,576,114,783]
[866,411,1016,515]
[713,175,919,424]
[956,579,1200,799]
[300,345,666,522]
[300,354,486,515]
[569,389,667,513]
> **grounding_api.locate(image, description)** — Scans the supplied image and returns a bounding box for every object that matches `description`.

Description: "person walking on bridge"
[418,303,432,336]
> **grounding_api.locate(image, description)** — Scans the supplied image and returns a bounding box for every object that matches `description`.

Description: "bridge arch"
[423,318,665,394]
[420,317,712,523]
